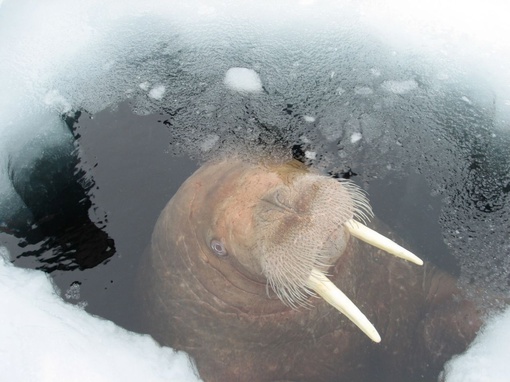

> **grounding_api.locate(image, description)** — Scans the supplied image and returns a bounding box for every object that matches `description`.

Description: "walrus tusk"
[306,268,382,343]
[306,219,422,342]
[344,219,424,266]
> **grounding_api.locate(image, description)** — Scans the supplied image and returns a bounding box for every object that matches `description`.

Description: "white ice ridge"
[443,306,510,382]
[224,67,263,93]
[0,250,202,382]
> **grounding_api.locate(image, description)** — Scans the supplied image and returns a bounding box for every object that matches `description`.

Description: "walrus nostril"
[210,239,228,257]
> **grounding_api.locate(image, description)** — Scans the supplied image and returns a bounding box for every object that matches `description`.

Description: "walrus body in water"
[137,158,482,382]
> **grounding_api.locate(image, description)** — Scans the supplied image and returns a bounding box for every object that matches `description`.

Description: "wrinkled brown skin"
[137,159,483,382]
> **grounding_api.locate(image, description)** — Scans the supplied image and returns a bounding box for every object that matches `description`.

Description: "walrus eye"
[273,190,293,211]
[210,239,228,257]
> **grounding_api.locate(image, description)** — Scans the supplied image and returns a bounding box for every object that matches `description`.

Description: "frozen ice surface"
[43,89,73,113]
[354,86,374,95]
[380,79,418,94]
[139,82,150,91]
[224,67,263,93]
[200,134,220,152]
[0,251,202,382]
[461,96,472,104]
[443,306,510,382]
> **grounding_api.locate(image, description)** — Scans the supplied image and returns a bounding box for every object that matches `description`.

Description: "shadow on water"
[1,103,199,330]
[7,111,116,272]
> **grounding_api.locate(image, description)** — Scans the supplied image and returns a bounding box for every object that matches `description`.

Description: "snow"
[0,248,201,382]
[443,306,510,382]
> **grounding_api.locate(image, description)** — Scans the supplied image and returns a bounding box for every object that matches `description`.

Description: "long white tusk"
[344,219,423,266]
[306,268,381,343]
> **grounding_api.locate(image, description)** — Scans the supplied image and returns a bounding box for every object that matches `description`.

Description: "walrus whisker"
[306,268,382,343]
[344,219,424,266]
[340,180,374,225]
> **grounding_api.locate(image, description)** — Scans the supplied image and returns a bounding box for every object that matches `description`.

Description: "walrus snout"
[255,174,364,307]
[250,169,421,343]
[146,158,423,344]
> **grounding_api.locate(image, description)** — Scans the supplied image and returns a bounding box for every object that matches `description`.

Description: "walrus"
[137,158,483,382]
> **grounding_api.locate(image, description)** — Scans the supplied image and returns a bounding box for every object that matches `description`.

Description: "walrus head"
[167,158,422,343]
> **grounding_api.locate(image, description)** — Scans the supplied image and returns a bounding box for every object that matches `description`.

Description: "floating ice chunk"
[64,281,82,301]
[354,86,374,95]
[224,67,263,93]
[0,250,201,382]
[370,68,381,76]
[149,85,166,100]
[350,132,362,143]
[139,82,150,91]
[336,87,345,95]
[381,80,418,94]
[305,151,316,160]
[442,306,510,382]
[303,115,316,122]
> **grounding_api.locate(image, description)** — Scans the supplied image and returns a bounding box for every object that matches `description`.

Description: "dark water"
[0,98,506,381]
[2,104,199,330]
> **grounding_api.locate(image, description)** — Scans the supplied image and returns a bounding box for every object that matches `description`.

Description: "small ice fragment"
[336,87,345,95]
[224,67,263,93]
[504,100,510,106]
[64,282,81,300]
[350,132,362,143]
[370,68,381,76]
[461,96,472,104]
[139,82,150,91]
[149,85,166,100]
[381,80,418,94]
[354,86,373,95]
[303,115,315,123]
[305,151,316,160]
